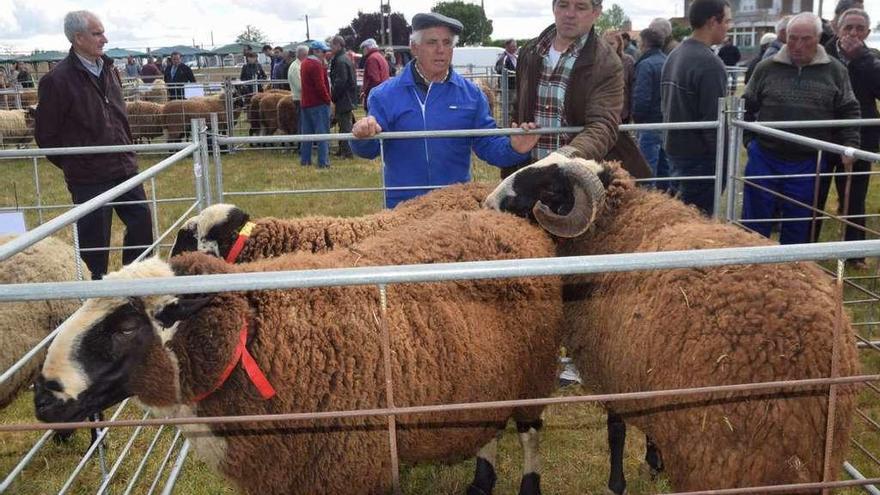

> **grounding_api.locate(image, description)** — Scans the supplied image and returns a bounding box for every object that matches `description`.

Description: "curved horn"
[532,162,606,238]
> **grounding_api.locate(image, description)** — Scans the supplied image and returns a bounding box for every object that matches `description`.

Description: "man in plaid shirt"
[503,0,650,179]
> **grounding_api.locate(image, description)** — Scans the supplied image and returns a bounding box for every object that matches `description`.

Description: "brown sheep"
[170,182,493,261]
[36,210,563,495]
[485,158,861,494]
[247,89,289,137]
[474,79,495,118]
[257,91,290,136]
[162,91,243,141]
[126,101,164,143]
[276,96,298,136]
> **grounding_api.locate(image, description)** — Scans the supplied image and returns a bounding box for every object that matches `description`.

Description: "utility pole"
[380,0,392,45]
[305,14,311,40]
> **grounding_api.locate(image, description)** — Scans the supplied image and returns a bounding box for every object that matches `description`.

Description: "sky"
[0,0,876,53]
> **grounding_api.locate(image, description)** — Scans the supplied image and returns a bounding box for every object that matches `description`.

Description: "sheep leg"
[467,433,499,495]
[606,413,627,495]
[516,420,542,495]
[644,435,664,478]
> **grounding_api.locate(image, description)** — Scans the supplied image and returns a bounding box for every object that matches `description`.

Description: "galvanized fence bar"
[733,120,880,163]
[0,430,53,492]
[4,374,877,433]
[196,119,212,206]
[726,98,744,222]
[210,113,224,203]
[844,462,880,495]
[713,97,727,219]
[159,439,191,495]
[0,142,190,159]
[95,412,151,495]
[121,425,168,495]
[144,430,183,495]
[0,239,877,302]
[0,143,198,262]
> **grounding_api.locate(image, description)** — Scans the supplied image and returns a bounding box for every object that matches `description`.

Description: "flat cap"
[412,12,464,34]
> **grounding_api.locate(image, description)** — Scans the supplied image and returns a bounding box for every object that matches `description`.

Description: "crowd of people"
[26,0,879,277]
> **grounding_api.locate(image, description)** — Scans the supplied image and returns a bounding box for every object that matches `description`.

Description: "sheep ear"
[26,105,37,119]
[228,207,250,231]
[155,296,215,327]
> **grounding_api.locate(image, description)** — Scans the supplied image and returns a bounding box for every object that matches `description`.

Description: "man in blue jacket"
[350,12,539,208]
[632,27,669,191]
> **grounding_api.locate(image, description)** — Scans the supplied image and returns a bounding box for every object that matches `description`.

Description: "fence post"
[224,78,236,139]
[210,113,225,204]
[726,97,745,223]
[197,118,213,206]
[32,157,43,225]
[501,69,510,128]
[713,97,727,219]
[190,119,205,212]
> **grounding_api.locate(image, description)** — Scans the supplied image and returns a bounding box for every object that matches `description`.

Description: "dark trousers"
[814,156,871,244]
[68,178,154,279]
[666,154,719,216]
[335,109,353,157]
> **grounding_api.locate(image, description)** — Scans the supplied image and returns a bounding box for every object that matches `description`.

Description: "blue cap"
[309,40,330,51]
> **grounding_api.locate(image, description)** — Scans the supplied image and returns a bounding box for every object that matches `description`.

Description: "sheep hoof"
[518,473,541,495]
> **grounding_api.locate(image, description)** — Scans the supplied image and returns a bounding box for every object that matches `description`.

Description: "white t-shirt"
[548,46,562,69]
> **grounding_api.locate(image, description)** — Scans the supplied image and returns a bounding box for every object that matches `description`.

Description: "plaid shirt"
[533,29,591,160]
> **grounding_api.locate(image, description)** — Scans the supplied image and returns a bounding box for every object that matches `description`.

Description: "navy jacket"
[163,63,196,100]
[351,62,530,208]
[632,48,666,124]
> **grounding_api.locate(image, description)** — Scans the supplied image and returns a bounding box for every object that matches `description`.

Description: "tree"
[431,1,493,46]
[337,11,411,48]
[236,25,268,44]
[595,4,630,34]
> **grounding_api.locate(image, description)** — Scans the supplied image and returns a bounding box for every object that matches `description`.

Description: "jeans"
[637,130,670,192]
[68,178,154,279]
[300,104,330,167]
[741,141,825,245]
[666,154,720,216]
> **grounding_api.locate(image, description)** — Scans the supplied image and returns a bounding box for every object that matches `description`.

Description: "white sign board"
[0,212,27,235]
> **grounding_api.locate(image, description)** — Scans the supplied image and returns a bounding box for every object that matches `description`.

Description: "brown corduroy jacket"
[505,25,651,179]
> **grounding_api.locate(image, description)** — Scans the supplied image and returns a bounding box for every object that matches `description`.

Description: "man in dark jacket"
[163,51,196,100]
[661,0,731,215]
[742,12,860,245]
[815,8,880,261]
[505,0,650,180]
[34,10,153,279]
[330,36,357,158]
[239,51,266,98]
[632,27,669,191]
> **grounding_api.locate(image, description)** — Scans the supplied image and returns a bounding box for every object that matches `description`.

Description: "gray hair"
[64,10,97,43]
[360,38,378,50]
[775,16,791,34]
[296,45,309,56]
[839,8,870,27]
[331,35,346,48]
[410,30,460,46]
[788,12,822,36]
[648,17,673,38]
[552,0,602,8]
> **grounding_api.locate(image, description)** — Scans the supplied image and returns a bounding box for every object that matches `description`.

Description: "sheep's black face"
[487,164,576,220]
[35,299,156,423]
[170,219,198,258]
[198,205,250,259]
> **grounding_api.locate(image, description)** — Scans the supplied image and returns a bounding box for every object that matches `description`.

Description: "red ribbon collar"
[193,319,276,402]
[224,222,257,264]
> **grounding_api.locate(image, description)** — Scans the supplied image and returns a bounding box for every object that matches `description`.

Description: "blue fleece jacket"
[350,62,530,208]
[632,48,666,124]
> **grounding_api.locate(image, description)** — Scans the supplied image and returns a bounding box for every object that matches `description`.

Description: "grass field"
[0,141,878,494]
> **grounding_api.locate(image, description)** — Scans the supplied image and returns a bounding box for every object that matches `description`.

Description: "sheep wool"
[561,164,860,492]
[162,92,242,141]
[276,97,297,135]
[0,235,88,408]
[0,109,34,147]
[136,210,563,494]
[187,182,494,262]
[257,90,291,136]
[126,101,165,143]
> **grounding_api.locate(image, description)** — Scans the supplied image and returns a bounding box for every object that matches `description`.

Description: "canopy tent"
[17,50,68,63]
[0,55,21,64]
[150,45,212,57]
[105,47,148,59]
[211,42,259,55]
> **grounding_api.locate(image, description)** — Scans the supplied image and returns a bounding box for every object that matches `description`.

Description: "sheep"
[247,89,289,137]
[35,209,563,495]
[162,90,243,141]
[484,158,861,494]
[0,234,88,408]
[169,182,494,261]
[257,91,291,136]
[474,79,495,118]
[126,101,165,143]
[277,96,298,136]
[0,108,36,148]
[143,79,168,104]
